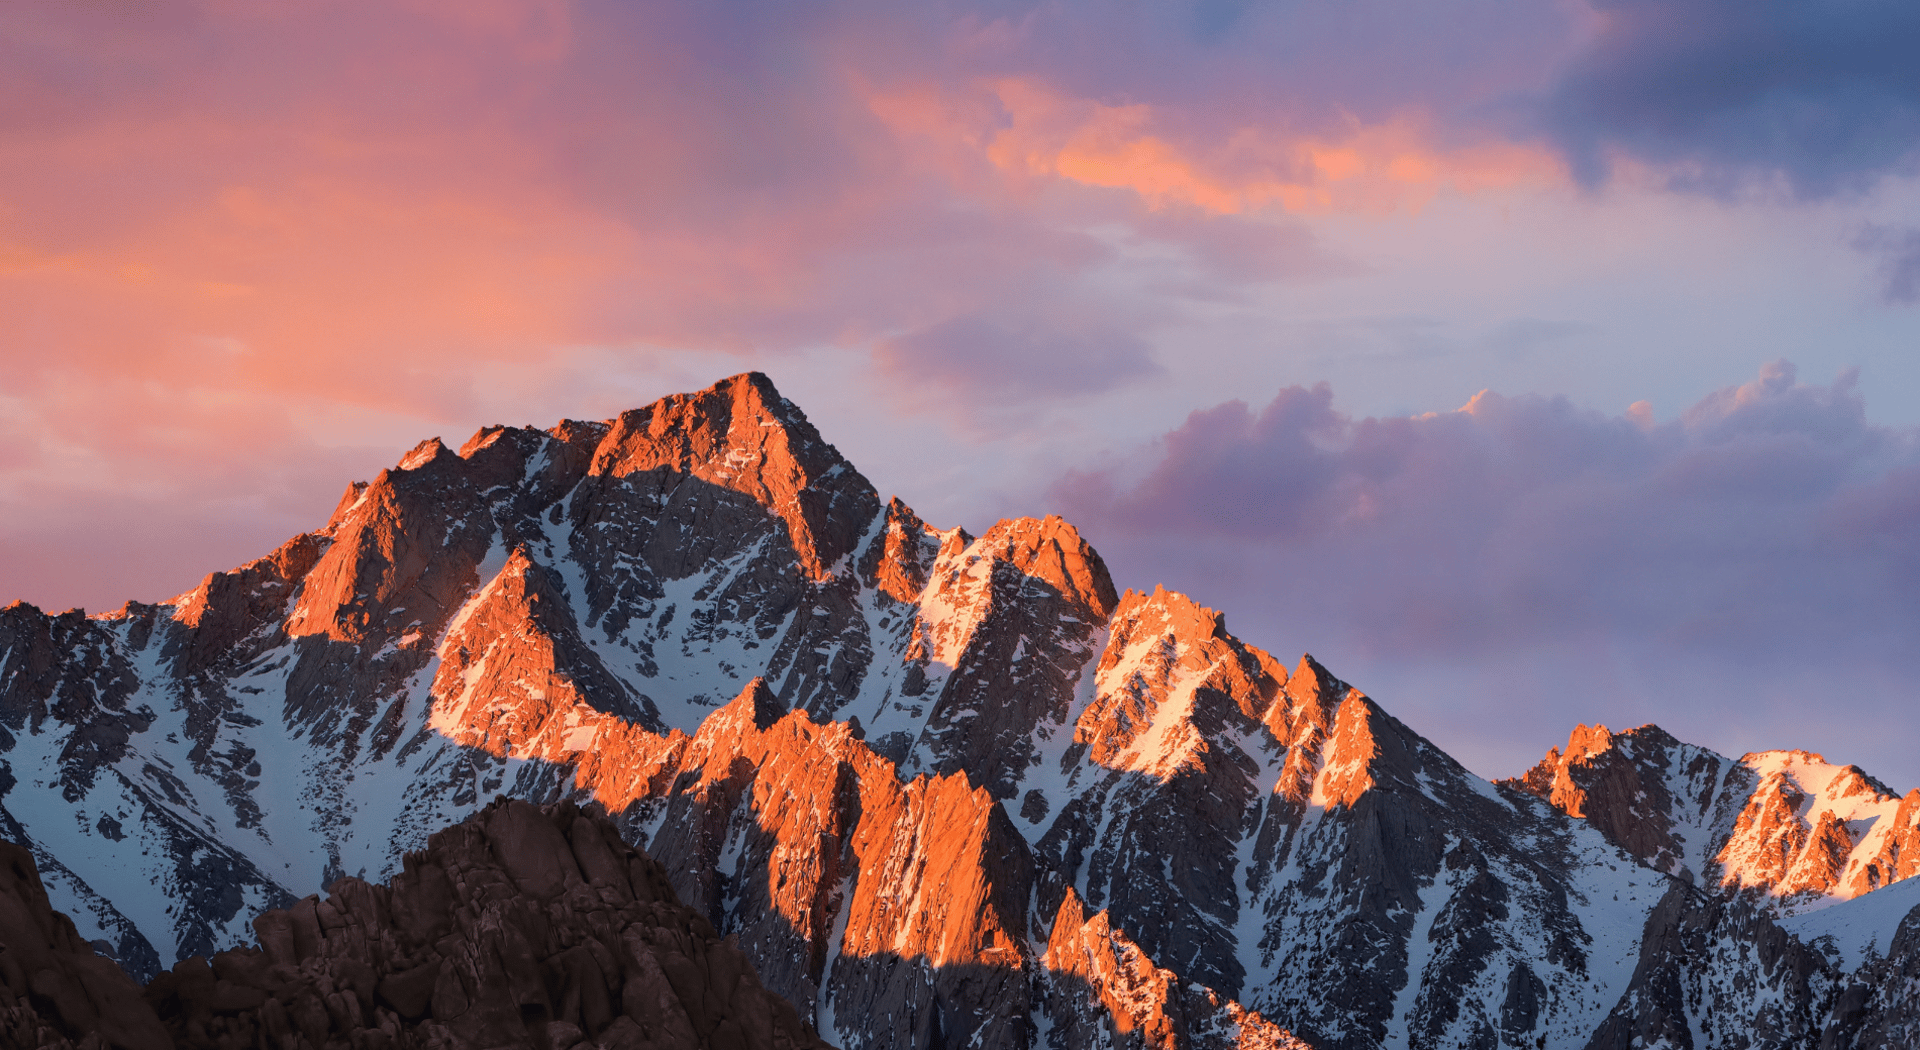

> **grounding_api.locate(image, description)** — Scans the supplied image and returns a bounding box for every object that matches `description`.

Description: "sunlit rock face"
[7,371,1920,1049]
[1509,725,1920,908]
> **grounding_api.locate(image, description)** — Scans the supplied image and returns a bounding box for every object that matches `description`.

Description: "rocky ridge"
[3,798,832,1050]
[1509,725,1920,907]
[0,839,169,1050]
[4,372,1920,1049]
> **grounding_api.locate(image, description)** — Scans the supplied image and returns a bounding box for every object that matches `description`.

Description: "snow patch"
[1782,872,1920,971]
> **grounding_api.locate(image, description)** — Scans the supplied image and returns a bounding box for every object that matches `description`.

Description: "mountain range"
[4,372,1919,1049]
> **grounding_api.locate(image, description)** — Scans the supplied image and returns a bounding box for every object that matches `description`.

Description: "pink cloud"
[3,0,1562,424]
[11,0,1910,760]
[5,0,1397,617]
[1052,362,1920,786]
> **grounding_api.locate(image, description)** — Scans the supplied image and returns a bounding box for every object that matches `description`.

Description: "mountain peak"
[721,676,789,732]
[587,372,878,578]
[1114,585,1228,640]
[396,436,454,472]
[971,514,1119,621]
[16,372,1920,1048]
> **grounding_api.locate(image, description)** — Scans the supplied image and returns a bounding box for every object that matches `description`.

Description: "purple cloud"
[1545,0,1920,195]
[1053,362,1920,785]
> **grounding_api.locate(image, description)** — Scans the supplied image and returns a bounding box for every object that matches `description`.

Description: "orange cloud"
[871,77,1564,215]
[0,0,1569,613]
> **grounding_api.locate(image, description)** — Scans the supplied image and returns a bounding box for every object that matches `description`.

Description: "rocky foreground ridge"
[5,372,1920,1049]
[3,797,830,1050]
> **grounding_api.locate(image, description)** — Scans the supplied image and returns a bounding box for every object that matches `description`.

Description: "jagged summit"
[7,374,1920,1049]
[1509,722,1920,911]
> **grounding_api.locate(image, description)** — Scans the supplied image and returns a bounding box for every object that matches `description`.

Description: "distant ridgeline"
[5,372,1920,1049]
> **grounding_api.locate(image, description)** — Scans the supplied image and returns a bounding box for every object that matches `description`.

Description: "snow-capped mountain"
[1509,724,1920,910]
[5,372,1920,1049]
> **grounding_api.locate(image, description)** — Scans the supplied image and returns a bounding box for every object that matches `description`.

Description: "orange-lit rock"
[586,373,878,581]
[857,498,940,606]
[1043,888,1186,1049]
[1078,586,1284,778]
[1512,728,1919,909]
[1041,889,1314,1050]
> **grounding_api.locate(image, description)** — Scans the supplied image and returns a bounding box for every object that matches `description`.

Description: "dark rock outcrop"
[1821,905,1920,1049]
[141,798,834,1050]
[0,840,171,1050]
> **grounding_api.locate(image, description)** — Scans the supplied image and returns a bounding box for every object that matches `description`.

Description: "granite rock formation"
[0,839,170,1050]
[144,798,829,1050]
[2,801,831,1050]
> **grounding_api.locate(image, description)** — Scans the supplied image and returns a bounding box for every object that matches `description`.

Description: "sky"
[4,0,1919,787]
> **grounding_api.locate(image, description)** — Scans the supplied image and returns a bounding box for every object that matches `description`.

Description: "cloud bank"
[1054,362,1920,784]
[1547,0,1920,194]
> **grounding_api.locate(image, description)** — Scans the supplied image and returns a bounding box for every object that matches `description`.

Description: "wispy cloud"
[1853,224,1920,304]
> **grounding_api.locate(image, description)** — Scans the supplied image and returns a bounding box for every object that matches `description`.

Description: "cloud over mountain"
[1055,361,1920,782]
[7,0,1920,681]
